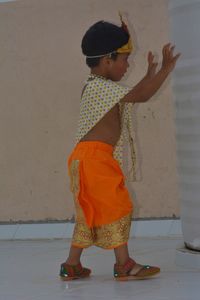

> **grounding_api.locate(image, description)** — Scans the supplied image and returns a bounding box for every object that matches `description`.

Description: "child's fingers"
[148,51,154,64]
[148,62,158,77]
[163,43,171,48]
[151,62,158,73]
[170,45,175,52]
[170,45,175,57]
[162,43,171,57]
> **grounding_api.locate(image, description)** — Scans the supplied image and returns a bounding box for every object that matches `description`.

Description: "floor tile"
[1,237,200,300]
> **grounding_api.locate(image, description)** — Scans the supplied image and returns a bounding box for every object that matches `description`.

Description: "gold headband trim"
[117,37,133,54]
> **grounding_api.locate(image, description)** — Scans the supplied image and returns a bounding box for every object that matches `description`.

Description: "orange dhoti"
[68,141,133,249]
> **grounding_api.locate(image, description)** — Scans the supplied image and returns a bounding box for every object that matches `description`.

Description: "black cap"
[81,21,129,57]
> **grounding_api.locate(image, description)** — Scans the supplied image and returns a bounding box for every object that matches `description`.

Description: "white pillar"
[169,0,200,253]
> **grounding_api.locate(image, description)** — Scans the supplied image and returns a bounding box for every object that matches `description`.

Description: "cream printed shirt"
[76,74,136,180]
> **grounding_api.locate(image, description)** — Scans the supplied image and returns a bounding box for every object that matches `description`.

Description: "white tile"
[14,223,68,239]
[168,220,183,236]
[131,220,182,237]
[1,237,200,300]
[0,220,182,240]
[0,224,18,239]
[61,223,74,238]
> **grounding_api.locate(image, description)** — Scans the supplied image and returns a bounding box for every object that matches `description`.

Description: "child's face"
[107,53,130,81]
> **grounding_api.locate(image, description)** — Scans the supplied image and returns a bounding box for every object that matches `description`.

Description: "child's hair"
[86,52,118,68]
[81,21,129,62]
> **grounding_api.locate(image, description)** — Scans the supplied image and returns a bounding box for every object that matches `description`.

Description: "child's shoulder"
[85,74,129,93]
[81,74,130,106]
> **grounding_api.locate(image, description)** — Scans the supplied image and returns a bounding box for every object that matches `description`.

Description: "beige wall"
[0,0,180,222]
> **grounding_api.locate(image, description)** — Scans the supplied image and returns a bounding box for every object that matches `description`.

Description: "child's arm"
[121,43,181,103]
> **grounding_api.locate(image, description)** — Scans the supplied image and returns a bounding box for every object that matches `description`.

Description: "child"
[60,17,180,281]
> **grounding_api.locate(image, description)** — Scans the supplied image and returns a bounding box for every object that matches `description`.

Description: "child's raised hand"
[124,44,181,104]
[161,43,181,73]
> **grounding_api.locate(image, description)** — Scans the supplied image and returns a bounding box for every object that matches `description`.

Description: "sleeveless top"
[76,74,136,180]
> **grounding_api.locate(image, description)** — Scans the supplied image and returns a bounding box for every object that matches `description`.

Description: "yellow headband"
[117,37,132,53]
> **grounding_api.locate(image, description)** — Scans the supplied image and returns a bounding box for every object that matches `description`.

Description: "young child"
[60,17,180,281]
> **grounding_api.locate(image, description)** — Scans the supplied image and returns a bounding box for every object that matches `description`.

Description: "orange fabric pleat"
[68,141,133,228]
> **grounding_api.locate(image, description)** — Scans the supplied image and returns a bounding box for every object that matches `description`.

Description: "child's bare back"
[81,103,121,146]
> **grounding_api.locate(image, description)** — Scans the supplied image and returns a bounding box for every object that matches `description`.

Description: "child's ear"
[103,56,113,67]
[101,56,110,66]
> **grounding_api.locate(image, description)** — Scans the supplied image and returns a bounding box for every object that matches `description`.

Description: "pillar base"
[176,247,200,269]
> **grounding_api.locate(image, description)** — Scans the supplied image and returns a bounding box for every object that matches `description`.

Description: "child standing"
[60,18,180,281]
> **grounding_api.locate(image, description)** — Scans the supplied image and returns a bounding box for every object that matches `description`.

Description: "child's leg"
[114,243,130,265]
[66,245,83,265]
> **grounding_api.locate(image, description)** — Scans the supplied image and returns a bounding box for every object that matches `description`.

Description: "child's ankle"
[115,257,136,267]
[65,259,81,266]
[115,256,130,266]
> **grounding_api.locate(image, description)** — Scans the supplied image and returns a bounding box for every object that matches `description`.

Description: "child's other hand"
[161,43,181,73]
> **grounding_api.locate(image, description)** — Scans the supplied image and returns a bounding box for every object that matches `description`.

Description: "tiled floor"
[1,237,200,300]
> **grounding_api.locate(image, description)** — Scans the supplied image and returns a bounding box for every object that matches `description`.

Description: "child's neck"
[90,67,109,80]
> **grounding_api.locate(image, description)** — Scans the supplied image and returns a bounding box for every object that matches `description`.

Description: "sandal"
[60,262,91,281]
[114,258,160,281]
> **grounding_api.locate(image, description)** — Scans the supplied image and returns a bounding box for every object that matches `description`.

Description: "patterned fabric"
[76,74,136,180]
[72,213,132,249]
